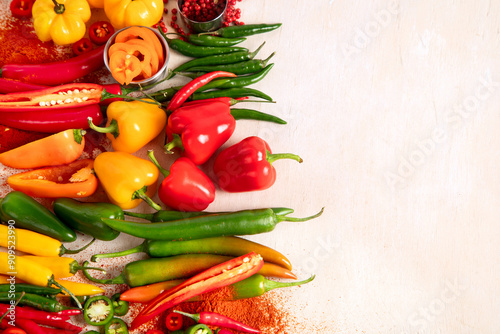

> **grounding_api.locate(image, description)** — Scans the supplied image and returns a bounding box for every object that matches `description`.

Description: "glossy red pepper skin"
[130,252,264,330]
[166,101,236,165]
[175,310,260,333]
[9,0,34,18]
[213,136,303,192]
[0,78,48,93]
[0,46,105,85]
[72,38,93,56]
[89,21,115,46]
[0,104,103,133]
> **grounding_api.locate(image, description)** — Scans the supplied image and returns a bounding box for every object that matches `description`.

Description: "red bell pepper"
[148,151,215,212]
[213,136,303,192]
[165,100,236,166]
[130,252,264,330]
[0,46,105,86]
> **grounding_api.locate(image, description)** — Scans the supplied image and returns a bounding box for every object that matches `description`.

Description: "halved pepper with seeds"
[7,159,98,198]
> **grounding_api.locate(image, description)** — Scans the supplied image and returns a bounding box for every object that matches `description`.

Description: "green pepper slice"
[184,324,213,334]
[111,293,129,316]
[83,295,114,326]
[104,317,129,334]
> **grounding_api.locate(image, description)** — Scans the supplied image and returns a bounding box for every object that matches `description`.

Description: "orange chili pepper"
[7,159,98,198]
[0,129,85,169]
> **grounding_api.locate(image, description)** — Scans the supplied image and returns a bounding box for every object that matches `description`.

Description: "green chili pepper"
[85,331,100,334]
[197,63,275,91]
[150,78,233,103]
[230,274,315,300]
[160,32,247,58]
[83,295,114,326]
[0,292,77,312]
[166,42,265,79]
[111,293,129,316]
[185,52,275,75]
[191,87,273,101]
[203,23,282,38]
[230,108,286,124]
[52,198,122,241]
[101,208,324,241]
[0,191,76,242]
[187,34,246,47]
[104,317,128,334]
[0,283,61,296]
[184,324,212,334]
[90,236,292,270]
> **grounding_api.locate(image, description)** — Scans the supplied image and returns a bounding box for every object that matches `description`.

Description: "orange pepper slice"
[109,42,153,78]
[115,26,164,66]
[125,38,159,74]
[109,50,142,85]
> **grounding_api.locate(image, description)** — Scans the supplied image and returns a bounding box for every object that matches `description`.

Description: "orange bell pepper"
[0,129,85,169]
[7,159,98,198]
[93,151,160,210]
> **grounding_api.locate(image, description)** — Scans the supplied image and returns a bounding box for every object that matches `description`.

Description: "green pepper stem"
[50,278,81,309]
[72,129,86,144]
[261,51,276,66]
[101,88,162,106]
[132,185,162,211]
[91,242,147,262]
[0,292,24,322]
[263,274,315,293]
[249,41,266,59]
[76,264,107,273]
[163,134,184,156]
[266,150,303,164]
[147,150,170,177]
[173,310,200,322]
[82,261,126,285]
[124,211,155,221]
[230,108,286,124]
[277,207,324,223]
[52,0,65,14]
[87,117,119,138]
[60,238,96,255]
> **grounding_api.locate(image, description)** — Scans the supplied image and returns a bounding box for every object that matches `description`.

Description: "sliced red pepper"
[89,21,115,46]
[165,311,184,331]
[130,252,263,329]
[10,0,34,18]
[72,38,93,56]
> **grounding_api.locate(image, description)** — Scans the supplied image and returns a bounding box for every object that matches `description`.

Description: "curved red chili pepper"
[175,310,260,333]
[0,104,103,133]
[0,78,48,93]
[166,71,237,112]
[0,46,105,86]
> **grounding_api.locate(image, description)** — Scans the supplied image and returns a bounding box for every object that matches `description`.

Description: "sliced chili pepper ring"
[9,0,34,18]
[89,21,115,45]
[83,295,114,326]
[111,293,129,316]
[73,38,93,56]
[104,317,129,334]
[165,311,184,331]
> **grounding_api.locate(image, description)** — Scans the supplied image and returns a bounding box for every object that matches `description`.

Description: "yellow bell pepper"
[32,0,91,45]
[88,99,167,154]
[87,0,104,8]
[94,151,160,210]
[104,0,164,30]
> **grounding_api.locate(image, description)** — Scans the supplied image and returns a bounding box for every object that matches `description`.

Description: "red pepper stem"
[263,274,316,293]
[164,134,184,156]
[147,150,170,177]
[173,310,200,322]
[133,185,163,211]
[277,207,324,223]
[87,117,119,138]
[266,151,303,164]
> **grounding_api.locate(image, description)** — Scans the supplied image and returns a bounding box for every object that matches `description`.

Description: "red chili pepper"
[0,104,103,133]
[0,78,48,94]
[148,151,215,212]
[174,310,260,333]
[166,71,237,112]
[165,100,236,165]
[165,311,184,331]
[130,252,264,329]
[0,304,69,323]
[0,46,105,86]
[72,38,93,56]
[9,0,34,18]
[89,21,115,46]
[2,328,27,334]
[15,319,45,334]
[213,136,303,192]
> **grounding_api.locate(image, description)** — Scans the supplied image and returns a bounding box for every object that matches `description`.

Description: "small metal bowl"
[177,0,228,33]
[104,26,170,87]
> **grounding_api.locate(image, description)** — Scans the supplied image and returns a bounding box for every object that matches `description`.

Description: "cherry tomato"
[2,328,28,334]
[165,311,184,331]
[10,0,34,18]
[145,330,164,334]
[89,21,115,46]
[72,38,93,56]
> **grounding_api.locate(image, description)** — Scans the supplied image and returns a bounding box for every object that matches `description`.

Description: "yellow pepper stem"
[132,186,162,211]
[52,0,65,14]
[88,118,120,138]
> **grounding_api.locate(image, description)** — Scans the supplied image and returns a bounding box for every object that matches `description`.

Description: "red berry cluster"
[181,0,226,22]
[222,0,243,26]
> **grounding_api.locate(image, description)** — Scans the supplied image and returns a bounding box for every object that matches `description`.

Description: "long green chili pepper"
[191,87,273,101]
[230,108,286,124]
[196,63,275,91]
[149,78,233,103]
[166,42,265,79]
[185,52,275,75]
[101,207,324,241]
[201,23,282,38]
[0,292,77,312]
[0,283,61,295]
[187,34,247,47]
[90,236,293,270]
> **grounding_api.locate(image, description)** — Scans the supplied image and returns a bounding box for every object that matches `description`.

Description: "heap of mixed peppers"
[0,3,323,334]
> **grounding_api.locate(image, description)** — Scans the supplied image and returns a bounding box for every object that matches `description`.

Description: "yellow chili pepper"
[56,279,105,296]
[88,99,167,154]
[94,151,160,210]
[22,256,105,279]
[32,0,91,45]
[0,224,94,257]
[104,0,163,30]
